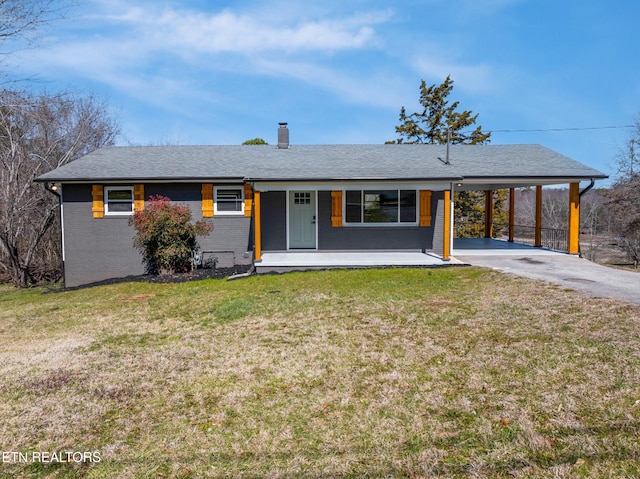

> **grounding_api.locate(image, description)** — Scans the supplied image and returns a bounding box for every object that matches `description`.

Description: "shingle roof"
[36,144,607,183]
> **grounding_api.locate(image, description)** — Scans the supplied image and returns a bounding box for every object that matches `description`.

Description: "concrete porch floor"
[255,250,458,272]
[254,239,566,273]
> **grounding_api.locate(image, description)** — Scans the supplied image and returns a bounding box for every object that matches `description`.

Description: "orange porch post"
[535,185,542,247]
[568,182,580,254]
[254,190,261,261]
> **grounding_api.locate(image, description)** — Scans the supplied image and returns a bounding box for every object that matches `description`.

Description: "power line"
[490,125,635,133]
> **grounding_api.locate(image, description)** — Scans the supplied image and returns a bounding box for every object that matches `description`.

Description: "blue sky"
[11,0,640,184]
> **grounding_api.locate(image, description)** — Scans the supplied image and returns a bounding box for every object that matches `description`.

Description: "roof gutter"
[579,178,595,198]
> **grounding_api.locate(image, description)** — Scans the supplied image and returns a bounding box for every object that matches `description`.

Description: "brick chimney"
[277,122,289,149]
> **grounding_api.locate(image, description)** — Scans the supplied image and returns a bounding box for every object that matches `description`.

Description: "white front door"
[289,191,316,249]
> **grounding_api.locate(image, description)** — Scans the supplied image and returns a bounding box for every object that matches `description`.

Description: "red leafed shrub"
[129,195,212,274]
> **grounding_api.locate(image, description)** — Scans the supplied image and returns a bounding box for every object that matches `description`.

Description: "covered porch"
[448,182,585,258]
[253,239,566,273]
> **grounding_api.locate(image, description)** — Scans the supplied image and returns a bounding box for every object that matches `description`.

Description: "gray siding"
[145,184,252,268]
[317,191,438,251]
[61,182,445,287]
[61,183,251,287]
[62,184,144,287]
[261,191,287,251]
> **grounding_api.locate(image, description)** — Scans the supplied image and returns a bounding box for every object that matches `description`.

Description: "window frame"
[104,186,134,216]
[343,188,418,226]
[214,185,245,215]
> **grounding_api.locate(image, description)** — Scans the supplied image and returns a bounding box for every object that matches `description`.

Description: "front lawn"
[0,268,638,478]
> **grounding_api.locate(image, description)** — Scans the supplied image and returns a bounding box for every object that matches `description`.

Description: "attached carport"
[449,178,592,256]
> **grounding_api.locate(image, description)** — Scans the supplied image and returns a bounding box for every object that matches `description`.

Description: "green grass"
[0,268,639,478]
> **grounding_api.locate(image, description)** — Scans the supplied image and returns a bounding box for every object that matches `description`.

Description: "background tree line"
[606,119,640,267]
[0,1,119,287]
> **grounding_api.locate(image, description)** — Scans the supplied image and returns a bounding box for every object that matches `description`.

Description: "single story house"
[36,124,607,287]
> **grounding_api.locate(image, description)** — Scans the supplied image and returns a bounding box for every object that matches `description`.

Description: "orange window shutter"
[202,184,214,217]
[92,185,104,219]
[419,190,432,227]
[244,183,253,217]
[134,184,145,212]
[331,191,343,227]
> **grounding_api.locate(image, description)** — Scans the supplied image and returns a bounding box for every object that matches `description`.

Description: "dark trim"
[246,176,463,182]
[38,174,608,183]
[461,174,609,180]
[34,177,247,183]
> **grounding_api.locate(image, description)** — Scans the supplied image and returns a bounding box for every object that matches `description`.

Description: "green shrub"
[129,195,211,274]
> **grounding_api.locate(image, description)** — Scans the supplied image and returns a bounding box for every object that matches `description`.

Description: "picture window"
[344,189,417,225]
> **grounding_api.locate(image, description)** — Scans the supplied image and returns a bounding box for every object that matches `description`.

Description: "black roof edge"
[245,176,464,182]
[34,177,247,183]
[36,174,607,183]
[460,174,609,180]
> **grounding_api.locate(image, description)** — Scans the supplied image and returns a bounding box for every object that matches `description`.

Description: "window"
[215,186,244,214]
[293,192,311,205]
[344,189,417,225]
[104,186,134,215]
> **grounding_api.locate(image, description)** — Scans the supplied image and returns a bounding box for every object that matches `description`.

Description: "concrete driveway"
[454,252,640,306]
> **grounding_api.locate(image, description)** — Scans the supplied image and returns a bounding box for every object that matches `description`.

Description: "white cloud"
[89,2,390,56]
[153,9,375,54]
[251,56,406,109]
[411,56,496,94]
[14,1,506,134]
[14,1,399,111]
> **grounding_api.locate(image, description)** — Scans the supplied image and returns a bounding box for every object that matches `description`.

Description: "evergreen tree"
[390,77,506,238]
[242,138,268,145]
[390,76,491,145]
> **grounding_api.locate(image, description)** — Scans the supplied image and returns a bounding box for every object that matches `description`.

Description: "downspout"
[577,179,595,258]
[579,178,595,198]
[44,182,65,289]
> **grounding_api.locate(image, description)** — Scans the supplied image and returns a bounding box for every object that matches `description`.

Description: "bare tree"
[0,90,119,286]
[607,176,640,267]
[513,188,568,228]
[513,187,610,258]
[606,120,640,267]
[615,118,640,178]
[0,0,67,54]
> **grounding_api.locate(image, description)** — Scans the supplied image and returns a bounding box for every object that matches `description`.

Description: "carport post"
[535,185,543,247]
[568,182,580,254]
[484,190,493,238]
[508,188,515,242]
[443,189,451,260]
